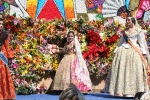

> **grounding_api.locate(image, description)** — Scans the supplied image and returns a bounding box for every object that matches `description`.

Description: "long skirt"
[52,53,92,91]
[104,46,149,96]
[0,62,16,99]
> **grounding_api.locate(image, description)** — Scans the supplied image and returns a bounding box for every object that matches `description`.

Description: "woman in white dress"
[104,12,150,97]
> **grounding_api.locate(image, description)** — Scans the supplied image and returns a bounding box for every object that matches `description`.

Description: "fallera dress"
[52,42,92,91]
[104,27,149,97]
[0,32,16,99]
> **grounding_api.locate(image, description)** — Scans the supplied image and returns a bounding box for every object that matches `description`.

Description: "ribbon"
[0,52,8,67]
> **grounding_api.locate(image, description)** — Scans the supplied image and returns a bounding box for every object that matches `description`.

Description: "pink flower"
[43,39,47,44]
[108,18,114,25]
[14,19,18,25]
[12,63,18,69]
[12,59,16,63]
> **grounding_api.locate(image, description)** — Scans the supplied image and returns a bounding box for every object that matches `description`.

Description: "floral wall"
[4,14,150,94]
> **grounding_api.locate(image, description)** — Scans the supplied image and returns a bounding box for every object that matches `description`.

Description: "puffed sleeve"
[137,30,147,54]
[114,32,125,53]
[4,37,14,58]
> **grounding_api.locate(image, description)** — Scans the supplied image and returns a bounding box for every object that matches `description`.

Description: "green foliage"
[17,86,33,95]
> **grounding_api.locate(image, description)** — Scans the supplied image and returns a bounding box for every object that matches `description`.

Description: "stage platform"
[16,92,134,100]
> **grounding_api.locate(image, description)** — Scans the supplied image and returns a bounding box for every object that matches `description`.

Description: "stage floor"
[16,92,134,100]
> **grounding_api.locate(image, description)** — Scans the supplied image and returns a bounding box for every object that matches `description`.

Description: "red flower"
[5,23,12,29]
[83,43,110,61]
[13,26,19,33]
[86,30,102,46]
[5,15,15,21]
[88,53,93,60]
[93,49,99,57]
[105,34,118,45]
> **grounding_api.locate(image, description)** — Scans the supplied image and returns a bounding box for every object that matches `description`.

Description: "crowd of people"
[0,11,150,100]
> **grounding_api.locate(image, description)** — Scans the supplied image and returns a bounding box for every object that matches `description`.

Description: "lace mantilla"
[126,27,142,37]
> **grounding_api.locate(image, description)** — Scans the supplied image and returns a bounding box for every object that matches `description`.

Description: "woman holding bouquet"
[51,30,92,92]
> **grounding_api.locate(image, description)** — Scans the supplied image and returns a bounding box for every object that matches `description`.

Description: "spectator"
[59,83,86,100]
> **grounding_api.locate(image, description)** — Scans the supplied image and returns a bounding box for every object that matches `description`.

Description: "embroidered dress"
[52,42,92,91]
[104,28,149,97]
[0,36,16,99]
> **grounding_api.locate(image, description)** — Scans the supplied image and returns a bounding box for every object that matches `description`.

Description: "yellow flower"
[54,60,58,63]
[103,35,108,41]
[19,58,26,64]
[22,70,28,75]
[114,20,119,26]
[34,64,41,70]
[33,60,37,64]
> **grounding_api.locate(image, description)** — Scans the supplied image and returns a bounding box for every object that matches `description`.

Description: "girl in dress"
[52,30,92,92]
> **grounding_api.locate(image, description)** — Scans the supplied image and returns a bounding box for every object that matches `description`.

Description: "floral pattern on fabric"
[0,38,16,99]
[52,42,92,91]
[104,46,148,96]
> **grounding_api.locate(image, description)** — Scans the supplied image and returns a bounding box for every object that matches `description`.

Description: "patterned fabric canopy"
[0,0,150,21]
